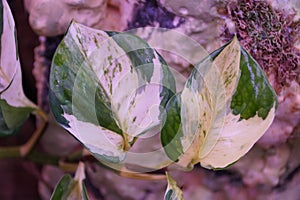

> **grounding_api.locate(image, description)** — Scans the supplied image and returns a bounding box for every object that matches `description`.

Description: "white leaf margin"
[0,0,37,109]
[178,37,277,169]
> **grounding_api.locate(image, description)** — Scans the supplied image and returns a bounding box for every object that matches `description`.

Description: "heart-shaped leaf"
[161,36,278,169]
[0,0,37,136]
[164,172,184,200]
[49,21,176,164]
[51,162,89,200]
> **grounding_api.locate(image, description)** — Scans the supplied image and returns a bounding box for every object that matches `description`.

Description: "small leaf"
[51,162,89,200]
[50,174,73,200]
[164,172,184,200]
[0,0,37,136]
[161,36,278,169]
[49,21,176,164]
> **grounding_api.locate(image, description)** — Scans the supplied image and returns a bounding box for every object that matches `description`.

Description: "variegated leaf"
[0,0,37,136]
[49,21,175,164]
[161,36,278,169]
[164,172,184,200]
[51,162,89,200]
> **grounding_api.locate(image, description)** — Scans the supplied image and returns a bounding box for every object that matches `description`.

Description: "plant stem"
[26,150,59,166]
[122,133,131,151]
[0,146,21,159]
[117,166,166,180]
[0,147,79,173]
[20,109,48,156]
[118,170,166,180]
[59,160,78,173]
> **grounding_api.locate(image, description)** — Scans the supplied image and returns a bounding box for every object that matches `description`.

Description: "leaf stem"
[59,160,79,173]
[0,146,21,159]
[122,133,131,151]
[20,109,48,156]
[117,166,166,180]
[26,150,59,166]
[118,171,166,180]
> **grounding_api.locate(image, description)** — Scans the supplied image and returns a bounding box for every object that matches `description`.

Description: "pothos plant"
[0,0,277,199]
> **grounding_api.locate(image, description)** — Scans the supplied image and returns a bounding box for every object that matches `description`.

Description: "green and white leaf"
[49,21,175,164]
[164,172,184,200]
[0,0,37,136]
[51,162,89,200]
[161,36,278,169]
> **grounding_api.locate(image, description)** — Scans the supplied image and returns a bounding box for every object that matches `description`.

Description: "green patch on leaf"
[49,90,70,128]
[161,93,183,162]
[90,150,123,164]
[50,38,122,134]
[50,21,176,167]
[165,190,173,200]
[108,31,155,84]
[158,54,176,110]
[162,36,278,169]
[230,48,278,120]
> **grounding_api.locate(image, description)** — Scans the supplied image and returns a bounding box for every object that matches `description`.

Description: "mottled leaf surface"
[162,36,277,169]
[49,21,175,164]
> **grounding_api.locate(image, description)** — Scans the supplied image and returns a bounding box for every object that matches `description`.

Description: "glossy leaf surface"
[162,36,278,169]
[49,21,176,164]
